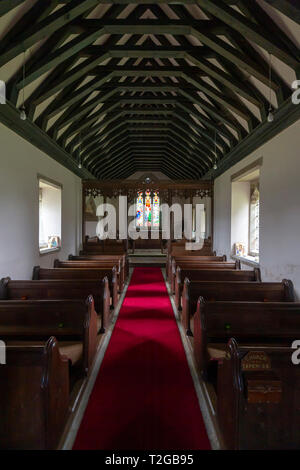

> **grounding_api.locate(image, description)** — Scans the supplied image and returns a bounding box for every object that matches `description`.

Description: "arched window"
[136,190,160,228]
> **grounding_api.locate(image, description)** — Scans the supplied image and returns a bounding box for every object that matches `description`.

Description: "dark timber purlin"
[0,0,299,180]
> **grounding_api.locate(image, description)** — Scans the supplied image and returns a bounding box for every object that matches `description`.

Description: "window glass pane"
[39,178,62,252]
[249,186,259,255]
[153,191,160,227]
[136,191,144,227]
[144,190,152,227]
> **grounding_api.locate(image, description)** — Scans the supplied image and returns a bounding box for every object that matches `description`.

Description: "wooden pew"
[170,259,240,294]
[78,238,129,277]
[166,243,216,280]
[131,237,164,253]
[182,279,294,335]
[33,265,118,309]
[175,266,261,310]
[169,255,229,288]
[193,299,300,378]
[66,255,128,290]
[80,243,126,256]
[69,253,129,285]
[167,237,214,254]
[0,277,110,333]
[168,254,227,279]
[217,338,300,449]
[0,296,98,375]
[83,235,128,253]
[0,337,69,449]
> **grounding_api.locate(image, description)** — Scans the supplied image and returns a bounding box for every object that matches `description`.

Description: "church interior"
[0,0,300,452]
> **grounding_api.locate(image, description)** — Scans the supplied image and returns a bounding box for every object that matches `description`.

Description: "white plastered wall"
[0,123,82,280]
[214,120,300,299]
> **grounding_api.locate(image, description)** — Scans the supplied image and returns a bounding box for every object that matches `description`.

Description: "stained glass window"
[136,191,144,227]
[136,190,160,228]
[153,191,160,227]
[144,190,152,226]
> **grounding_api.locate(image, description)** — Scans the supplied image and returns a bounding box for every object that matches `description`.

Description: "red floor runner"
[73,267,211,450]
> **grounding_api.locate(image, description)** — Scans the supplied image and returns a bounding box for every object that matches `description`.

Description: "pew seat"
[207,344,227,360]
[59,342,83,366]
[2,338,88,367]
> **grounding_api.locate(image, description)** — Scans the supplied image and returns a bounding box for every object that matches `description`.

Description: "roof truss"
[0,0,299,180]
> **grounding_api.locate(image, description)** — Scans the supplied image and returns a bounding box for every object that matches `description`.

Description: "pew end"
[0,337,69,450]
[217,338,300,450]
[0,277,10,299]
[32,265,40,280]
[99,276,111,334]
[254,267,261,281]
[181,278,193,336]
[282,278,295,301]
[216,338,241,450]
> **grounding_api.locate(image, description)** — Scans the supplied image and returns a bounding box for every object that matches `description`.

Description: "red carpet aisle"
[73,267,211,450]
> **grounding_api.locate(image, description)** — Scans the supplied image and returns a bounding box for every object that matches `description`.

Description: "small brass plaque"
[242,351,271,371]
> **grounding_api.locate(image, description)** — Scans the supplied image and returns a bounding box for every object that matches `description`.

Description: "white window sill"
[39,247,61,256]
[231,254,260,268]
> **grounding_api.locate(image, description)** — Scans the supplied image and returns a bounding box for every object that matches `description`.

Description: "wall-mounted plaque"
[242,351,271,371]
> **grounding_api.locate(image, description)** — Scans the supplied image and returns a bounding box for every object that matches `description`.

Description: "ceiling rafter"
[93,143,204,178]
[84,131,211,172]
[0,0,298,180]
[0,0,103,67]
[0,0,27,17]
[197,0,299,68]
[250,0,300,27]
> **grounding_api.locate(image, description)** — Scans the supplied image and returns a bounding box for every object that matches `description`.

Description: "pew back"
[175,267,261,309]
[0,277,110,332]
[170,260,240,293]
[33,266,118,308]
[182,279,294,334]
[81,244,126,255]
[58,258,126,290]
[69,253,129,283]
